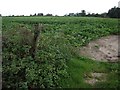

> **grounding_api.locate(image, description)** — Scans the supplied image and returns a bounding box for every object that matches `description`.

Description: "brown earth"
[84,72,107,85]
[79,35,119,62]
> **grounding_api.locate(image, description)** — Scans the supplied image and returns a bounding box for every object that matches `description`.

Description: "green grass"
[60,57,106,88]
[61,57,119,88]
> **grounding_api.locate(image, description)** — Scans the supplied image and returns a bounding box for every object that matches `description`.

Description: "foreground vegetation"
[2,16,119,89]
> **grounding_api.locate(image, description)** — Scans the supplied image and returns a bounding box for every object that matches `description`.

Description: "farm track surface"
[80,35,119,62]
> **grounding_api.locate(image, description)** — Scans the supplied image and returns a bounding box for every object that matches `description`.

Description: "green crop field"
[2,16,119,89]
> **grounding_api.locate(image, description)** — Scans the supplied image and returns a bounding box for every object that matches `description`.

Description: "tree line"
[30,13,53,16]
[1,6,120,18]
[66,7,120,18]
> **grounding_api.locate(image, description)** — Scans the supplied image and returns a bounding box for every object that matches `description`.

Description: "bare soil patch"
[84,72,106,85]
[80,35,119,62]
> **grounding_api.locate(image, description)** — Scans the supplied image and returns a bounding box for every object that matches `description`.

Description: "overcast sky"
[0,0,119,16]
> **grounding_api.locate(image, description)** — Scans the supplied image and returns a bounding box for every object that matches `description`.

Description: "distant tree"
[46,14,53,16]
[37,13,43,16]
[107,7,120,18]
[76,13,82,16]
[55,15,58,17]
[81,10,86,16]
[100,13,107,18]
[33,13,37,16]
[30,14,33,16]
[91,13,95,17]
[86,13,91,17]
[68,13,75,16]
[86,13,101,17]
[64,14,68,16]
[20,15,24,17]
[94,13,99,17]
[0,14,1,16]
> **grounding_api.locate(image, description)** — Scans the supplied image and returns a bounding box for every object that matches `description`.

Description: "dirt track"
[80,35,119,62]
